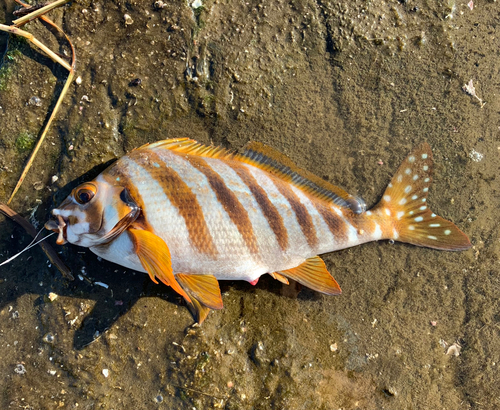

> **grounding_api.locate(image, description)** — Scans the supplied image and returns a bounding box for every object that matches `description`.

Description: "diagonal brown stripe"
[314,202,348,243]
[228,162,289,251]
[128,150,218,257]
[185,155,259,255]
[272,178,318,248]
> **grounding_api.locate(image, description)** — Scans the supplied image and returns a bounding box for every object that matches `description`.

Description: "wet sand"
[0,0,499,408]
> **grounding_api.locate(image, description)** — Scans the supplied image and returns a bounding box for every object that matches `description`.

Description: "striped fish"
[45,139,471,322]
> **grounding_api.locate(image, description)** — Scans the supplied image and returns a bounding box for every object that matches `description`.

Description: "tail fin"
[373,143,471,251]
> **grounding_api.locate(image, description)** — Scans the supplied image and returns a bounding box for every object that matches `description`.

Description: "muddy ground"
[0,0,499,409]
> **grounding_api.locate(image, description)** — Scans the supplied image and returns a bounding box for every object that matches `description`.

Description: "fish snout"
[44,215,68,245]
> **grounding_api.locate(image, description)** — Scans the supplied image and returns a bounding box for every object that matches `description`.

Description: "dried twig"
[0,0,75,204]
[0,203,73,280]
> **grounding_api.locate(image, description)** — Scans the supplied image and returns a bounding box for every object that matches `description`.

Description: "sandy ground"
[0,0,499,408]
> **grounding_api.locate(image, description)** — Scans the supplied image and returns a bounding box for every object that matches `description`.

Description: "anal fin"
[128,228,191,303]
[277,256,341,295]
[269,272,289,285]
[176,273,223,324]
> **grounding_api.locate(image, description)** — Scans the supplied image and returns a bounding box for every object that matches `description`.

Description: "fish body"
[46,139,471,322]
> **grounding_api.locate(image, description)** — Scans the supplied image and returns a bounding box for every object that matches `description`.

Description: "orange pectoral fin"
[128,228,191,303]
[176,274,223,324]
[278,256,341,295]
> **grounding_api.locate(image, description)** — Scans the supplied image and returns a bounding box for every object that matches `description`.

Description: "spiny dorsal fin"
[139,138,363,213]
[236,142,364,214]
[277,256,341,295]
[138,138,234,160]
[375,143,471,251]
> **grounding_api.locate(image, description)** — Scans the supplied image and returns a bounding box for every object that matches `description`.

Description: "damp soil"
[0,0,499,409]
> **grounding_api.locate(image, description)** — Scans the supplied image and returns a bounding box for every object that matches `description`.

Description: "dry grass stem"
[0,0,75,204]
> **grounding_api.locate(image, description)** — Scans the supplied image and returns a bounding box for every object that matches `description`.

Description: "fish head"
[44,176,140,247]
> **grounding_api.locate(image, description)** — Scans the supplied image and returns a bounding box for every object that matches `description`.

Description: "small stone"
[430,320,437,326]
[14,364,26,375]
[51,175,59,184]
[154,395,163,403]
[330,343,338,352]
[75,76,82,85]
[102,368,109,377]
[43,333,55,344]
[48,292,58,302]
[124,14,134,25]
[29,96,42,107]
[446,343,461,357]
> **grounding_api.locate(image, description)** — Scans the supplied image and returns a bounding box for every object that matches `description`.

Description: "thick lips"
[44,215,67,245]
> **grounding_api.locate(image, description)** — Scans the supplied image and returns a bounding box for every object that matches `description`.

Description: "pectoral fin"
[278,256,341,295]
[176,273,223,323]
[128,228,191,303]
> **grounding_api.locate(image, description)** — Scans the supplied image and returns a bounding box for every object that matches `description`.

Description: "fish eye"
[75,183,96,204]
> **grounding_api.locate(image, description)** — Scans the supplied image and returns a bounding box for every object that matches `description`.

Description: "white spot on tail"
[397,211,404,219]
[409,225,415,230]
[415,216,423,222]
[408,155,415,163]
[399,198,407,205]
[422,154,428,159]
[397,175,403,183]
[429,223,441,227]
[404,185,412,194]
[411,195,418,200]
[427,235,437,240]
[420,206,427,211]
[366,210,372,216]
[385,208,391,216]
[431,213,436,217]
[444,229,451,235]
[373,224,382,240]
[383,195,391,202]
[423,165,429,171]
[392,229,399,239]
[405,168,411,175]
[424,178,430,183]
[413,175,419,181]
[423,187,429,193]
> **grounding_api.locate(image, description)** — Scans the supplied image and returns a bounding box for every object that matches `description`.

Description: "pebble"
[48,292,58,302]
[43,333,55,344]
[124,14,134,25]
[446,343,461,356]
[28,96,42,107]
[102,368,109,377]
[14,364,26,375]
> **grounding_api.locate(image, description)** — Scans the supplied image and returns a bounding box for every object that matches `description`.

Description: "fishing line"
[0,229,56,267]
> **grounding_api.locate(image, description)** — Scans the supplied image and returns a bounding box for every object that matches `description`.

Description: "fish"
[45,139,471,323]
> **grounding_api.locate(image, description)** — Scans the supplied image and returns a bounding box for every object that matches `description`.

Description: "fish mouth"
[44,215,68,245]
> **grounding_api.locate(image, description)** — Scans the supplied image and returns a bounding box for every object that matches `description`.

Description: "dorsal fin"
[236,142,364,213]
[138,138,364,213]
[137,138,234,160]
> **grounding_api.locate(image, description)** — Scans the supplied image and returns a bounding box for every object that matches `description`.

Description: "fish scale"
[46,139,471,323]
